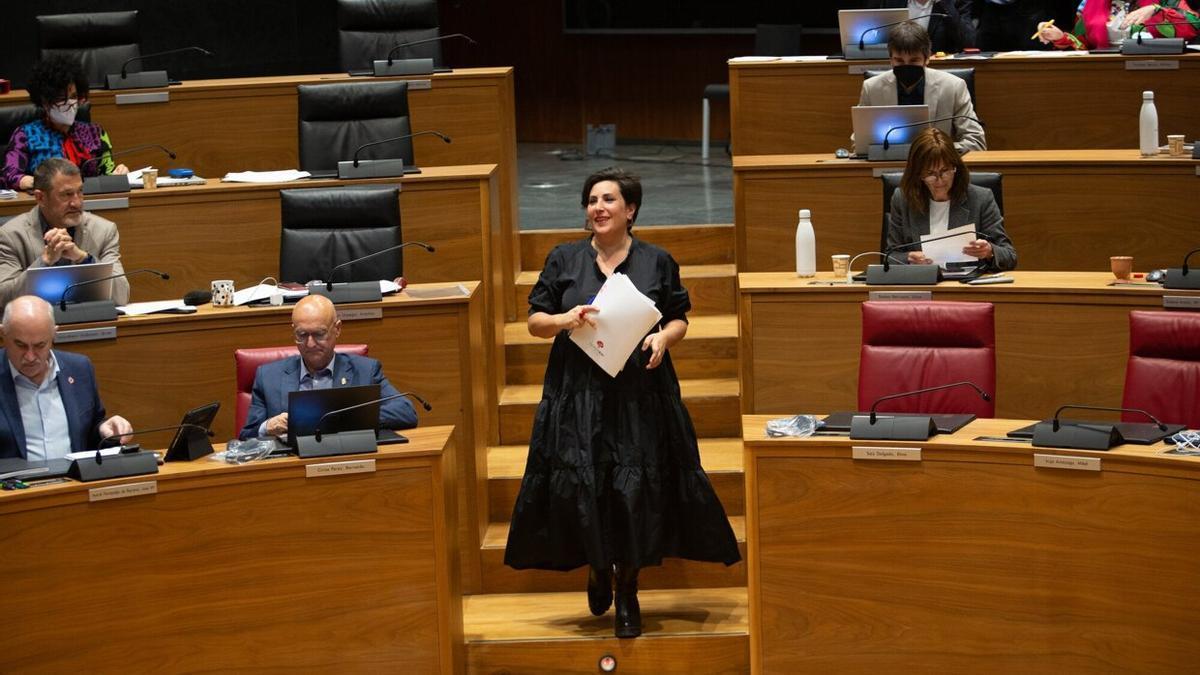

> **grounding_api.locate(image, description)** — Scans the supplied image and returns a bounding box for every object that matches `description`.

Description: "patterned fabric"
[1054,0,1200,49]
[2,118,116,190]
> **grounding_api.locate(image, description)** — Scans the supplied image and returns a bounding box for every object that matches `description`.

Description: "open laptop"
[851,104,930,157]
[285,384,409,449]
[839,8,908,56]
[24,261,115,305]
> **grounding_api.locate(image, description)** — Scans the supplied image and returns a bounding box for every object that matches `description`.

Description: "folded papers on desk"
[221,170,312,183]
[120,300,197,316]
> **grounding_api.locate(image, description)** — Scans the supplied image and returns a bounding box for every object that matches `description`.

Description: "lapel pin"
[67,376,75,385]
[340,377,347,386]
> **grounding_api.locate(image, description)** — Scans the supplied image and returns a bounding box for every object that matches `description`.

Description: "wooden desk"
[738,271,1200,420]
[734,150,1200,273]
[0,68,522,318]
[730,53,1200,154]
[743,415,1200,673]
[0,426,462,673]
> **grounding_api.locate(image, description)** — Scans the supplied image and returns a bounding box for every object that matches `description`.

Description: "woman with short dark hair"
[3,54,128,191]
[505,167,740,639]
[889,127,1017,270]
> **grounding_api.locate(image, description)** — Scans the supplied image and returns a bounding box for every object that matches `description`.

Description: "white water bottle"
[1139,90,1159,157]
[795,209,815,277]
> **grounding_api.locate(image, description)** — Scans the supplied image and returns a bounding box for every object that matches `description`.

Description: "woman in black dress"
[504,168,740,638]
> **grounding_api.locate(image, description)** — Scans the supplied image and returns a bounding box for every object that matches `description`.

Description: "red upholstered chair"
[1123,311,1200,427]
[234,344,369,433]
[858,301,996,417]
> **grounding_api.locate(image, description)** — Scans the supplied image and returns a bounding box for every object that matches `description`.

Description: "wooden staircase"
[465,225,749,672]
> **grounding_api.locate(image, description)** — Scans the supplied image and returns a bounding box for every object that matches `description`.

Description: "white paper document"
[119,300,197,316]
[569,273,662,378]
[233,284,309,306]
[222,170,312,183]
[920,224,977,268]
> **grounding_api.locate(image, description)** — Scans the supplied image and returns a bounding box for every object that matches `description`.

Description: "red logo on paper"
[596,340,605,349]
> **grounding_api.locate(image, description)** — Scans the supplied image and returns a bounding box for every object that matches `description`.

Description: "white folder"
[569,273,663,378]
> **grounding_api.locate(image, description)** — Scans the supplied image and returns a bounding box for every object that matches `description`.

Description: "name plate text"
[56,326,117,343]
[406,79,432,90]
[306,459,377,478]
[852,446,922,461]
[89,481,158,502]
[1034,453,1101,472]
[336,308,383,321]
[846,65,874,75]
[869,291,932,302]
[1163,296,1200,310]
[1125,60,1179,71]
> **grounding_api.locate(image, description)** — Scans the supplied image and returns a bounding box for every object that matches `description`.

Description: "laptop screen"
[286,384,381,447]
[23,261,115,305]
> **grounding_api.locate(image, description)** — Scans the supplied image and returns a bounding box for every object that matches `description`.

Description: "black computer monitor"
[286,384,381,448]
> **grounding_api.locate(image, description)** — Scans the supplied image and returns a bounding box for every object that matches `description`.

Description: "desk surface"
[0,425,463,673]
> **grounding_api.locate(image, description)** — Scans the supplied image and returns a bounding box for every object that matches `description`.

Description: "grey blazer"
[856,67,987,153]
[0,206,129,308]
[888,183,1017,271]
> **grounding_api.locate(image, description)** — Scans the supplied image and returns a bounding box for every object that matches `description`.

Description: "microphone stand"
[1164,247,1200,290]
[1032,405,1167,450]
[79,144,177,195]
[298,392,431,458]
[850,381,991,441]
[1122,20,1193,54]
[373,33,477,76]
[337,130,451,180]
[846,13,949,60]
[309,242,435,305]
[105,46,213,90]
[869,115,984,162]
[55,268,170,325]
[865,230,987,286]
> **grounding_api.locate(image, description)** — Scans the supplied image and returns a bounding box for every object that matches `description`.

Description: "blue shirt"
[11,353,72,460]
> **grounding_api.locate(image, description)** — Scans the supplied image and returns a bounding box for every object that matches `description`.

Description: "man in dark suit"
[238,294,418,440]
[867,0,977,53]
[0,295,132,459]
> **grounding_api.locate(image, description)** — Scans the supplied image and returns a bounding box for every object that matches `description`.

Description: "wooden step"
[464,587,748,673]
[520,224,735,269]
[498,379,741,446]
[514,264,737,316]
[486,439,745,522]
[505,314,739,385]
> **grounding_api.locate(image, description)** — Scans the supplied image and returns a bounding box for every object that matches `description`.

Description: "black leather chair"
[297,81,413,171]
[337,0,441,72]
[880,171,1003,253]
[37,11,141,87]
[278,185,403,284]
[863,68,977,108]
[703,24,804,159]
[1,103,93,153]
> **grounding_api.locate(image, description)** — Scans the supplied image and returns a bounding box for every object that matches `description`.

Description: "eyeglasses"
[921,167,957,183]
[292,329,332,344]
[48,97,82,112]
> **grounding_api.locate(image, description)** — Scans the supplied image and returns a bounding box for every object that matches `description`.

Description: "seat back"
[1,103,93,151]
[337,0,441,72]
[297,80,412,171]
[880,171,1003,254]
[37,11,141,87]
[1123,311,1200,427]
[234,344,369,433]
[863,67,976,108]
[278,185,402,285]
[754,24,804,55]
[859,301,996,416]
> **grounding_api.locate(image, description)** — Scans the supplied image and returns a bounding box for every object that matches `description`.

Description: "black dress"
[504,236,741,572]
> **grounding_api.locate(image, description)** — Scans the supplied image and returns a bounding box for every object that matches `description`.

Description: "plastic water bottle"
[1139,91,1159,157]
[795,209,815,277]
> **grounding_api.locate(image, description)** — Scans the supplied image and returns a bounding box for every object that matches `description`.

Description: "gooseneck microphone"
[350,131,451,167]
[867,381,991,424]
[118,47,213,79]
[858,13,948,50]
[1050,405,1167,432]
[313,392,432,442]
[882,115,985,151]
[1178,247,1200,276]
[1133,19,1196,43]
[80,144,177,172]
[60,268,170,310]
[385,33,477,64]
[99,423,215,450]
[881,229,986,271]
[326,242,435,291]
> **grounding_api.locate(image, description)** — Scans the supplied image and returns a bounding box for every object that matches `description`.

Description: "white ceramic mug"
[211,279,235,307]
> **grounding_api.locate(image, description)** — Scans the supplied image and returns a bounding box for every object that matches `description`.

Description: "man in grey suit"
[0,158,129,308]
[855,21,987,153]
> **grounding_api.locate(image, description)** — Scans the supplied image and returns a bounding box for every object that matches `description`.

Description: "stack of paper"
[119,300,196,316]
[222,170,312,183]
[569,273,662,378]
[920,224,977,267]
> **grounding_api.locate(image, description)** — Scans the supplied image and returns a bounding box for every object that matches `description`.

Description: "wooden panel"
[735,151,1200,274]
[745,424,1200,672]
[519,225,735,271]
[731,55,1200,154]
[0,428,461,674]
[467,634,747,673]
[738,271,1200,420]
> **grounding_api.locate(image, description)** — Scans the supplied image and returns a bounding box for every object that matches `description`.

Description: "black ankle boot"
[614,564,641,638]
[587,564,613,616]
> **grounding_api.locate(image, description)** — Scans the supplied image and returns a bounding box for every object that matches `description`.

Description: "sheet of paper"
[234,283,308,306]
[569,273,662,378]
[778,55,829,62]
[64,448,126,460]
[119,299,197,316]
[222,170,312,183]
[0,189,17,200]
[728,56,780,63]
[920,224,977,267]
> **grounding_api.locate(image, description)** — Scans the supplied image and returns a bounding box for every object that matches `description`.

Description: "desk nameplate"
[1163,296,1200,310]
[84,198,130,211]
[869,291,932,301]
[852,446,922,461]
[846,65,875,75]
[56,326,117,343]
[1125,60,1179,71]
[114,91,171,105]
[305,459,377,478]
[1034,453,1101,471]
[407,79,433,90]
[337,307,384,321]
[89,481,158,502]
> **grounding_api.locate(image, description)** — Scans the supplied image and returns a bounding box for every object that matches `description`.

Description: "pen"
[1031,19,1054,40]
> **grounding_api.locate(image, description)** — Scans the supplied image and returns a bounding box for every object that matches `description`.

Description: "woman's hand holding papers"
[558,305,599,331]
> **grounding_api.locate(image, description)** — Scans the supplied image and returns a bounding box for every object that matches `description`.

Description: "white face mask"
[47,102,78,127]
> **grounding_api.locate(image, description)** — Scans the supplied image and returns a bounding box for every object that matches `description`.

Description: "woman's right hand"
[1037,24,1065,43]
[907,251,933,265]
[18,175,34,191]
[557,305,599,331]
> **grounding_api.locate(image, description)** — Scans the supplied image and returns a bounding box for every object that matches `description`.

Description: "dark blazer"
[239,353,418,439]
[867,0,977,53]
[0,349,108,459]
[888,183,1017,271]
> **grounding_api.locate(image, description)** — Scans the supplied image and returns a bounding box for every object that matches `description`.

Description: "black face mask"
[893,64,925,90]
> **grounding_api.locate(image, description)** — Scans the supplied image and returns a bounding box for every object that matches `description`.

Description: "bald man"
[239,294,418,440]
[0,295,132,459]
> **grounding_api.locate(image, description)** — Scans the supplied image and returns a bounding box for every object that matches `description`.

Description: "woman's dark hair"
[900,127,969,214]
[26,54,90,107]
[580,167,642,228]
